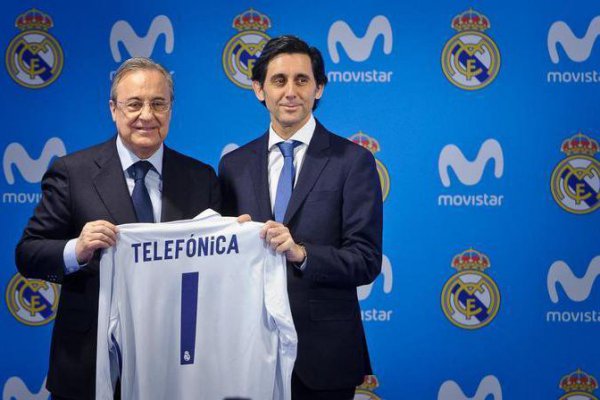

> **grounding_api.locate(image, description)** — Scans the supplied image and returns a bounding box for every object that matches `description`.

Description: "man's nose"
[284,82,297,98]
[138,103,154,119]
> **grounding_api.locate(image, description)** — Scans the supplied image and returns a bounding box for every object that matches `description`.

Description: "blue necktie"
[129,161,154,223]
[273,141,300,222]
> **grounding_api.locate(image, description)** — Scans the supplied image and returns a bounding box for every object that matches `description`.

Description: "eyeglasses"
[114,99,172,115]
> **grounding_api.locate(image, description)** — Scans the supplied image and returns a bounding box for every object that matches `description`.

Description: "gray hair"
[110,57,174,101]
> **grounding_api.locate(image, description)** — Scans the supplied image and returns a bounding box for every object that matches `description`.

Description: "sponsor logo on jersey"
[546,256,600,324]
[441,249,500,329]
[438,138,504,207]
[327,16,393,84]
[110,15,174,62]
[349,132,390,201]
[222,9,271,89]
[354,375,382,400]
[2,376,49,400]
[546,17,600,84]
[5,9,64,89]
[438,375,502,400]
[441,9,500,90]
[558,369,598,400]
[551,133,600,214]
[5,272,59,326]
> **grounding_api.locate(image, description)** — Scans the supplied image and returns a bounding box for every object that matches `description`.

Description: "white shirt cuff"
[63,238,84,274]
[296,257,307,271]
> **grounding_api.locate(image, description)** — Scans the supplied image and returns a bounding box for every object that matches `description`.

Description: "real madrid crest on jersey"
[5,272,59,326]
[441,248,500,329]
[551,133,600,214]
[441,9,500,90]
[5,9,64,89]
[222,9,272,89]
[349,132,391,202]
[354,375,382,400]
[559,369,598,400]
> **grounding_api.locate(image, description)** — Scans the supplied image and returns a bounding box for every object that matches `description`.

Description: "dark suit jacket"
[15,137,221,399]
[219,121,382,390]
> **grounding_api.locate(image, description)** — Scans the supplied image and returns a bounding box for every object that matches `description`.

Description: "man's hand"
[237,214,252,223]
[75,220,118,264]
[260,220,306,263]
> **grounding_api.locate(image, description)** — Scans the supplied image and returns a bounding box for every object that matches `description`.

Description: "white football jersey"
[96,209,297,400]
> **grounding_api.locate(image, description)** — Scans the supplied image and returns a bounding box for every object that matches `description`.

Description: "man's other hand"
[75,220,118,264]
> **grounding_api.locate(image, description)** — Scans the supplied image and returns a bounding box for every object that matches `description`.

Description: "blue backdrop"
[2,1,600,399]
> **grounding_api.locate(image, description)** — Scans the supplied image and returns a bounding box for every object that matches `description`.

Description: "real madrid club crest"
[559,369,598,400]
[441,9,500,90]
[349,132,390,202]
[551,133,600,214]
[441,248,500,329]
[222,9,272,89]
[5,9,64,89]
[354,375,382,400]
[5,272,59,326]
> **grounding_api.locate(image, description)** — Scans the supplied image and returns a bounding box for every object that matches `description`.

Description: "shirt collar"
[268,114,315,151]
[116,135,163,176]
[192,208,220,220]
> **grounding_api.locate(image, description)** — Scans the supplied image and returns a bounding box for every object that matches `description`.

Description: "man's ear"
[252,81,265,102]
[315,84,324,100]
[109,100,117,122]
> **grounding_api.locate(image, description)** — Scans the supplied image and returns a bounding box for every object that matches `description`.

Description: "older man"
[219,36,383,400]
[15,57,220,400]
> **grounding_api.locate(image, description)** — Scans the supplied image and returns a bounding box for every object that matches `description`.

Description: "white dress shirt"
[63,136,164,274]
[267,115,315,269]
[267,115,315,212]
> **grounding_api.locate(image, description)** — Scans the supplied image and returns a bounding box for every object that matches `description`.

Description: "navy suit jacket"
[15,137,221,399]
[219,121,383,390]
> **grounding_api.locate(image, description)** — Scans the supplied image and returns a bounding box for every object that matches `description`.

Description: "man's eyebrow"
[121,96,168,101]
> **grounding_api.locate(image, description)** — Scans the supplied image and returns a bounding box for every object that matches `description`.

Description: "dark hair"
[251,35,328,110]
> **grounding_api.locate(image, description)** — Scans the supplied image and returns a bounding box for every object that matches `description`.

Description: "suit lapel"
[160,146,189,222]
[249,133,273,222]
[93,139,138,225]
[284,122,330,225]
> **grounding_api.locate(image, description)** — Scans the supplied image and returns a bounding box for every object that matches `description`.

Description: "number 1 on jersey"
[181,272,199,365]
